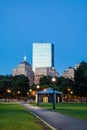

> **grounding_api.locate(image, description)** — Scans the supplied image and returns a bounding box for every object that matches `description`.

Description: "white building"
[32,43,54,72]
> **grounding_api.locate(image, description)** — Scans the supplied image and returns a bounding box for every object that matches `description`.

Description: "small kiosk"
[36,88,62,103]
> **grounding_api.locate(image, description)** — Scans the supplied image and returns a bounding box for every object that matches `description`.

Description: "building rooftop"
[38,88,62,95]
[20,61,30,66]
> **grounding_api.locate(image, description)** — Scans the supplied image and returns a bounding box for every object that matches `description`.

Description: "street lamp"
[37,85,40,106]
[70,91,73,102]
[17,91,20,94]
[51,77,56,109]
[7,89,11,93]
[17,91,20,101]
[70,91,73,94]
[29,89,32,92]
[29,89,32,103]
[7,89,11,102]
[27,92,29,102]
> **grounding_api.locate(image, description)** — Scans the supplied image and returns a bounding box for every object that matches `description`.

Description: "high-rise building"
[32,43,54,72]
[62,67,74,80]
[13,56,34,85]
[34,67,58,84]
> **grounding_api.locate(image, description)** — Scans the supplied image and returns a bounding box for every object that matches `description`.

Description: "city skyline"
[0,0,87,76]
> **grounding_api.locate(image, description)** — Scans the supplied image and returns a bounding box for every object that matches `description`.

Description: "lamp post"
[7,89,11,102]
[51,77,56,109]
[17,91,20,101]
[29,89,32,103]
[37,85,40,106]
[27,92,29,102]
[70,91,73,102]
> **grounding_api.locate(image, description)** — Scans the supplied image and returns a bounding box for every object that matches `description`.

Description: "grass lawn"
[37,102,87,120]
[0,102,50,130]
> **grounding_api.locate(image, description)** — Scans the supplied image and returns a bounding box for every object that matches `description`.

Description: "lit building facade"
[13,57,34,85]
[32,43,54,72]
[75,63,80,70]
[35,67,58,76]
[62,67,74,80]
[34,67,58,84]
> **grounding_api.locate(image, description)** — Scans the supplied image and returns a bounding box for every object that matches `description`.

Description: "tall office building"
[32,43,54,72]
[13,56,34,85]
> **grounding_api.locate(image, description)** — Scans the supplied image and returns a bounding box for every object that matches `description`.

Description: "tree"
[73,61,87,98]
[39,75,73,98]
[0,75,12,98]
[40,76,51,85]
[56,76,73,95]
[12,75,30,97]
[39,76,52,89]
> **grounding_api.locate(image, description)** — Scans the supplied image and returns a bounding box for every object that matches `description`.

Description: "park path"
[21,102,87,130]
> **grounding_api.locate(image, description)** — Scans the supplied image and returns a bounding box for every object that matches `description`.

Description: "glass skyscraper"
[32,43,54,72]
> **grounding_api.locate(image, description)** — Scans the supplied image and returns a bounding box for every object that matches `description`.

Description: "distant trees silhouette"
[73,61,87,98]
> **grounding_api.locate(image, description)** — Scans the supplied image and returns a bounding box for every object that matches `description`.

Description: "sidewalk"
[21,103,87,130]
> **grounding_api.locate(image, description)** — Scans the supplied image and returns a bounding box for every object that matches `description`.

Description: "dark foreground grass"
[0,103,50,130]
[38,102,87,120]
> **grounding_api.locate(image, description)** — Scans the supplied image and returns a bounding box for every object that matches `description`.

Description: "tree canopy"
[73,61,87,97]
[39,76,73,95]
[0,74,30,98]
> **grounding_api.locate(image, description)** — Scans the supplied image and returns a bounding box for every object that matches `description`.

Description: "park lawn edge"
[0,102,52,130]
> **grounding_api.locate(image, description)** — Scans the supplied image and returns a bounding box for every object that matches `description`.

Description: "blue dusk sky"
[0,0,87,76]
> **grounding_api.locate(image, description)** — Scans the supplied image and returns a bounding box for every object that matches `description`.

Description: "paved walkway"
[21,103,87,130]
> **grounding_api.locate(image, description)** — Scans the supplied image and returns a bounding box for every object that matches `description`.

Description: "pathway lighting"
[51,77,56,109]
[37,85,40,106]
[7,89,11,102]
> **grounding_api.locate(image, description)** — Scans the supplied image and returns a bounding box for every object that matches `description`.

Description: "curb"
[23,104,56,130]
[30,109,56,130]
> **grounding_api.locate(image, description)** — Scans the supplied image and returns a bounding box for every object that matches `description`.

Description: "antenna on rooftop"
[24,56,27,61]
